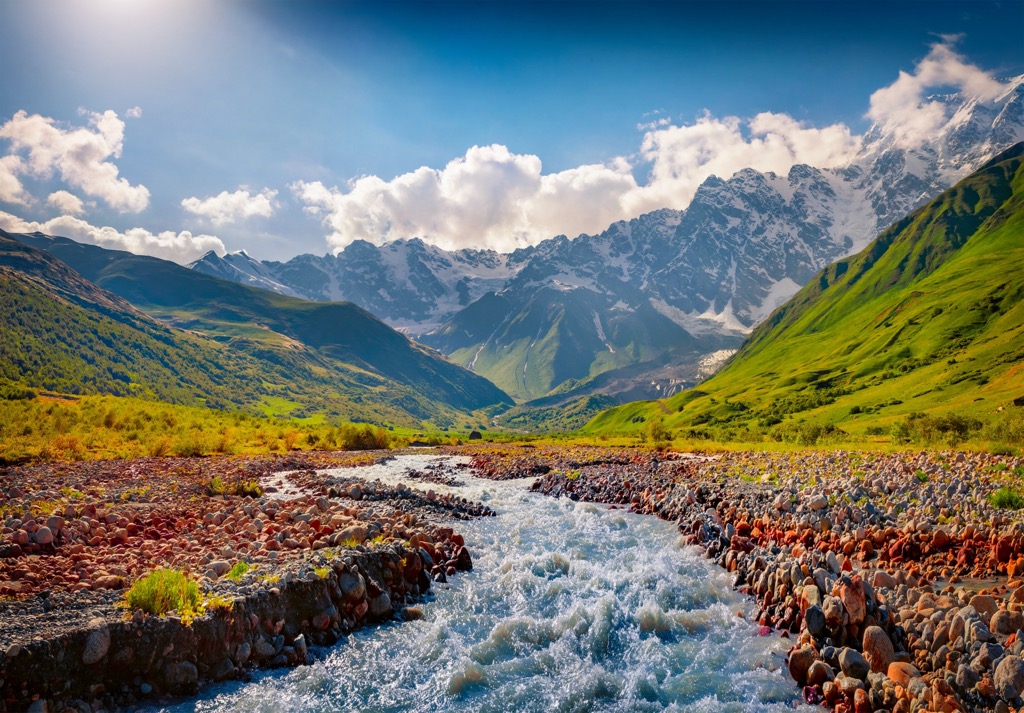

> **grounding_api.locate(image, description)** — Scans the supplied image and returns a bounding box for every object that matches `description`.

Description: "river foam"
[166,455,809,712]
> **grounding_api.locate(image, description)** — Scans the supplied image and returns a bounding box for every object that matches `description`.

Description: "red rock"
[888,662,920,687]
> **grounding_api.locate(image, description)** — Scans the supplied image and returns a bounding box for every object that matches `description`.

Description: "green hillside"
[429,287,697,402]
[585,143,1024,444]
[0,234,511,427]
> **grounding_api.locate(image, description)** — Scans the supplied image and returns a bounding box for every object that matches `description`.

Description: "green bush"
[990,487,1024,510]
[124,569,203,623]
[225,562,251,581]
[338,423,390,451]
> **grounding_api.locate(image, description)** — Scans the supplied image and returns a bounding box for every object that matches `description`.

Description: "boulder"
[82,618,110,665]
[862,626,895,673]
[839,647,871,681]
[788,646,817,685]
[995,655,1024,700]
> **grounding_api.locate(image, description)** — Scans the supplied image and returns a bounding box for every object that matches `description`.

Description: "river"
[164,454,808,712]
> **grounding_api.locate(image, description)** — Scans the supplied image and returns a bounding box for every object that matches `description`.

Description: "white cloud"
[0,154,29,205]
[47,190,86,215]
[0,210,224,264]
[0,109,150,212]
[867,39,1005,147]
[181,187,277,226]
[292,115,860,252]
[126,106,143,119]
[293,145,641,252]
[632,111,862,212]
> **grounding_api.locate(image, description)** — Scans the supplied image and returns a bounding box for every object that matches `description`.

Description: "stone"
[862,626,895,674]
[33,526,53,545]
[807,660,834,686]
[872,570,896,589]
[208,560,231,577]
[254,637,276,660]
[368,592,392,618]
[887,661,921,687]
[839,647,871,681]
[164,661,199,691]
[838,576,866,625]
[82,617,110,665]
[788,646,817,685]
[971,595,998,621]
[994,655,1024,700]
[993,609,1024,637]
[234,642,251,666]
[805,605,826,637]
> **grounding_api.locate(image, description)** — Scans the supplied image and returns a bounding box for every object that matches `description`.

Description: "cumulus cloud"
[0,210,224,264]
[293,145,640,252]
[47,190,86,215]
[633,111,862,211]
[867,38,1006,147]
[0,154,29,205]
[126,106,143,119]
[0,109,150,212]
[181,187,278,226]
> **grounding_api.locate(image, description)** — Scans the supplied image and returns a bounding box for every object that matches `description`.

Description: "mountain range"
[0,229,512,428]
[586,142,1024,439]
[190,77,1024,426]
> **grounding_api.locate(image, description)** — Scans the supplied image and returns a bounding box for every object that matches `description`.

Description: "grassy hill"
[0,233,511,428]
[585,143,1024,446]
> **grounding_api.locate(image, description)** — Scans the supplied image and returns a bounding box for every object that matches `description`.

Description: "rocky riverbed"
[456,444,1024,713]
[0,450,484,712]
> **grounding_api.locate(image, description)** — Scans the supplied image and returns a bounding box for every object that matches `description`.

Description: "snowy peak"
[188,250,300,297]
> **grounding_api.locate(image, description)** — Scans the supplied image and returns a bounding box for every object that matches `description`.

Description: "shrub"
[234,480,263,498]
[224,562,250,581]
[990,487,1024,510]
[338,424,390,451]
[208,476,227,495]
[124,569,203,623]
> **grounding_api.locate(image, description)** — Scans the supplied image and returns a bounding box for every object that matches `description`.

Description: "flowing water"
[164,455,809,713]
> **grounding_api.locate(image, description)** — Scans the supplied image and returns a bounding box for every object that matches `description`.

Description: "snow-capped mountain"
[192,237,518,333]
[189,76,1024,412]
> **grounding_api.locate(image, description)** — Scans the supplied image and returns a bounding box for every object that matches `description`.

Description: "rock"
[211,658,234,681]
[995,655,1024,700]
[862,626,895,673]
[368,592,392,618]
[234,642,251,666]
[993,609,1024,637]
[208,560,231,577]
[972,594,998,621]
[932,528,949,549]
[338,571,365,601]
[254,637,276,660]
[807,660,834,686]
[163,661,198,692]
[887,661,921,687]
[82,617,110,665]
[872,570,896,589]
[33,526,54,545]
[838,576,866,625]
[808,495,828,511]
[805,605,826,637]
[788,646,818,685]
[839,647,871,681]
[823,596,845,630]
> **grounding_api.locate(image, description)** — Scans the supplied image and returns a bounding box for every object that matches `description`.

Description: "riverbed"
[165,454,808,712]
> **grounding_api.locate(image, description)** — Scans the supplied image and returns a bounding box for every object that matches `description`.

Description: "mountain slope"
[585,143,1024,438]
[0,230,512,426]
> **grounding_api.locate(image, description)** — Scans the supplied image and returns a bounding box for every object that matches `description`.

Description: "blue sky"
[0,0,1022,261]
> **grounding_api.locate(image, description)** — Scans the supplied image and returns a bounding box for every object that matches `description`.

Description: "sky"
[0,0,1022,263]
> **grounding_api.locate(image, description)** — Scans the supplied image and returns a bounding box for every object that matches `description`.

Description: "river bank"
[0,451,481,712]
[456,444,1024,713]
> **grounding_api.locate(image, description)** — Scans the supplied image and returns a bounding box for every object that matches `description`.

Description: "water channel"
[165,454,809,712]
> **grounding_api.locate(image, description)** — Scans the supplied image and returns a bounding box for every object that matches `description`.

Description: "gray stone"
[805,605,826,637]
[839,647,871,681]
[82,618,110,665]
[995,655,1024,700]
